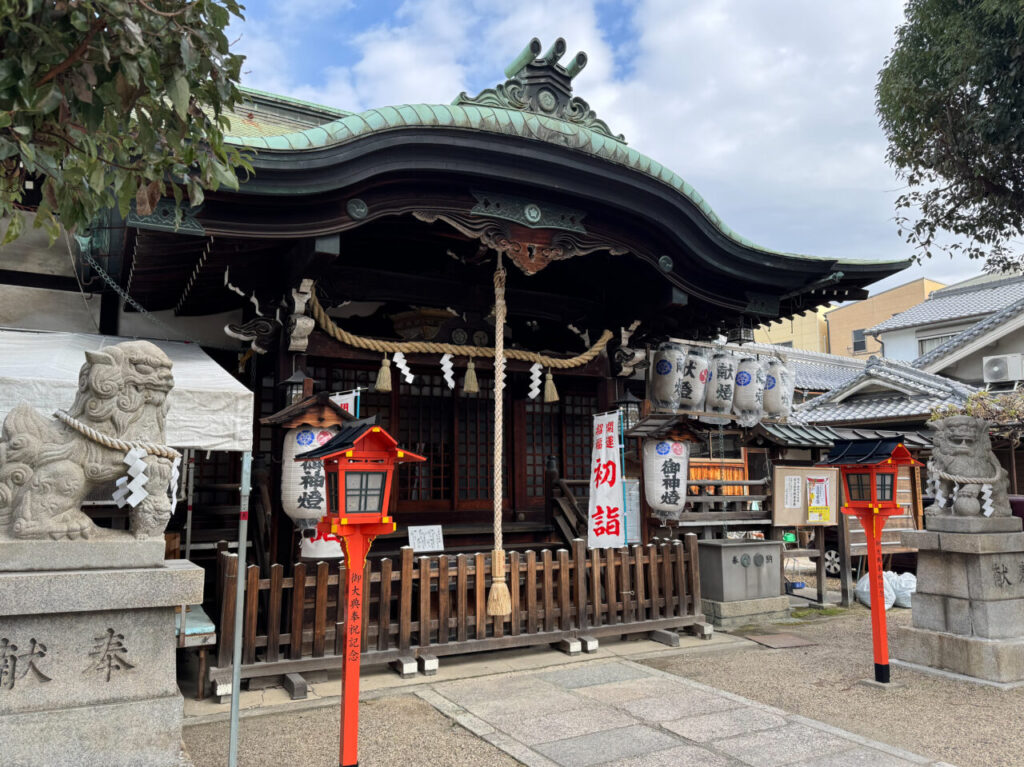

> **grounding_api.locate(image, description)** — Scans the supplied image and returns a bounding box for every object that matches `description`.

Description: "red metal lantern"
[296,418,425,767]
[820,437,921,684]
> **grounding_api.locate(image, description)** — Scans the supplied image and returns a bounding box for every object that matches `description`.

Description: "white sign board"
[784,474,803,509]
[408,525,444,553]
[624,479,641,545]
[587,412,627,548]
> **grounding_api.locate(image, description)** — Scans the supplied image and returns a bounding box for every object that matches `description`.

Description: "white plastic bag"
[855,572,896,610]
[893,572,917,608]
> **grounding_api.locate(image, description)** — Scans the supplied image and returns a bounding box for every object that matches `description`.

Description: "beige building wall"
[825,278,945,358]
[754,308,829,352]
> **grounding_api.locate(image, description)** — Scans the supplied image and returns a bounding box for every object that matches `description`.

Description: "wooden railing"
[209,536,704,691]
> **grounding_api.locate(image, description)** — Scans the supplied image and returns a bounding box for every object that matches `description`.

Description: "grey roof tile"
[791,356,976,425]
[868,276,1024,333]
[913,294,1024,369]
[744,343,865,392]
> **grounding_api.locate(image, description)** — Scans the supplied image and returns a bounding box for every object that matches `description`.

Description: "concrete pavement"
[182,631,954,766]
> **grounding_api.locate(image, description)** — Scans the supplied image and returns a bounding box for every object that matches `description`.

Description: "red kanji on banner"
[593,458,617,489]
[592,505,621,537]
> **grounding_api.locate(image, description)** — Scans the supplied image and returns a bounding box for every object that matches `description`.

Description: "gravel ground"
[182,694,521,767]
[641,606,1024,767]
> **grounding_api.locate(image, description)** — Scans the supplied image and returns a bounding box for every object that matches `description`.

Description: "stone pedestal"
[894,515,1024,684]
[0,557,204,766]
[701,596,791,630]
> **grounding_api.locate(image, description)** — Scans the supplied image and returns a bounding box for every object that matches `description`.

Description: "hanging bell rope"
[308,290,613,369]
[486,256,512,617]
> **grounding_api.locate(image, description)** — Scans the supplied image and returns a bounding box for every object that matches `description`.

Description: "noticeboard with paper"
[771,466,839,527]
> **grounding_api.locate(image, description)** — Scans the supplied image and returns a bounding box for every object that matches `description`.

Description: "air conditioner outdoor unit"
[983,353,1024,383]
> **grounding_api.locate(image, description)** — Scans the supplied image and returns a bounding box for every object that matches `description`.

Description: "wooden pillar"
[837,508,853,607]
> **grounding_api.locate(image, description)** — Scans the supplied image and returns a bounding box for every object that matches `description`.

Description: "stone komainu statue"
[0,340,179,540]
[926,415,1011,517]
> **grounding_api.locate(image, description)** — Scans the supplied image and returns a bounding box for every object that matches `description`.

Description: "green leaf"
[169,72,189,121]
[2,213,23,246]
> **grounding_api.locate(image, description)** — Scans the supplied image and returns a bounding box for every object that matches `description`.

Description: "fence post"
[572,539,587,630]
[399,547,414,650]
[685,532,701,616]
[217,553,238,669]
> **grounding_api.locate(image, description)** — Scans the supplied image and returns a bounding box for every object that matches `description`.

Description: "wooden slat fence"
[209,535,704,690]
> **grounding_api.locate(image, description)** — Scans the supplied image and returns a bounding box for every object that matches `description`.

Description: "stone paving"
[417,658,954,767]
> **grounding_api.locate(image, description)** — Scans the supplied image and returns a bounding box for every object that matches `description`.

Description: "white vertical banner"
[329,389,360,417]
[588,411,627,548]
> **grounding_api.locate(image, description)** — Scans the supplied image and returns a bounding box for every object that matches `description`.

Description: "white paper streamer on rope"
[393,351,414,384]
[112,447,150,508]
[528,362,543,399]
[169,454,181,503]
[982,484,995,517]
[440,353,455,389]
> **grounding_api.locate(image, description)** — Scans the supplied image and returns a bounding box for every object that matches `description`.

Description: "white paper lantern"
[702,351,736,424]
[301,534,343,560]
[733,357,766,427]
[676,350,710,410]
[763,359,796,418]
[650,342,687,411]
[643,438,689,520]
[282,424,342,558]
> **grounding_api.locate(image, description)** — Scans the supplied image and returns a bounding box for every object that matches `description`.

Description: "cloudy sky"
[230,0,981,295]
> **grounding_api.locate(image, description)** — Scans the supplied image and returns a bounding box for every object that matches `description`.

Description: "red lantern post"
[296,420,424,767]
[819,438,921,684]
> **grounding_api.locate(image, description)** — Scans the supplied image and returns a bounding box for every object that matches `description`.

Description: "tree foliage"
[932,389,1024,444]
[877,0,1024,270]
[0,0,251,244]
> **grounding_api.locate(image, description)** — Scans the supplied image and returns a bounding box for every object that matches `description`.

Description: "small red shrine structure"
[296,418,424,767]
[820,437,922,683]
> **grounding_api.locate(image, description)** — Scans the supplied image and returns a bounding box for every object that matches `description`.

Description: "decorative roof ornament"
[453,37,625,143]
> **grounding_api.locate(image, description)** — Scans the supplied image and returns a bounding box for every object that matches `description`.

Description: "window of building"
[852,329,866,353]
[776,341,793,348]
[689,433,742,459]
[918,334,957,355]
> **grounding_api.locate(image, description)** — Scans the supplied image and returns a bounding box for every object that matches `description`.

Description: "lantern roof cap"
[818,437,921,468]
[295,417,426,463]
[260,390,358,426]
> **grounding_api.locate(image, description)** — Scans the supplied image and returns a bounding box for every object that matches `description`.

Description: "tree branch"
[35,18,107,87]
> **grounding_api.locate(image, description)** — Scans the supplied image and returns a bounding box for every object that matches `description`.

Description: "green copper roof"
[224,100,817,259]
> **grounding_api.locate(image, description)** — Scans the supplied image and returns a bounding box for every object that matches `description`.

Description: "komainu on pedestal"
[0,340,180,541]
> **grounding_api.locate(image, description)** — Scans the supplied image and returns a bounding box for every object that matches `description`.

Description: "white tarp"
[0,329,253,451]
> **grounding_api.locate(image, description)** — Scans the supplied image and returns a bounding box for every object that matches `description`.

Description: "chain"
[78,246,200,344]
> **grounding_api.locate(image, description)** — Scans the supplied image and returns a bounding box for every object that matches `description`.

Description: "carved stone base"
[895,528,1024,684]
[0,561,202,766]
[0,534,165,572]
[925,514,1023,533]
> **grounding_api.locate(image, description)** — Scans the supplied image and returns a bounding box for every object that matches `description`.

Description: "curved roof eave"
[223,102,908,276]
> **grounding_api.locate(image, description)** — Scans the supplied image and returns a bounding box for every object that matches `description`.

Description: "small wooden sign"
[407,525,444,552]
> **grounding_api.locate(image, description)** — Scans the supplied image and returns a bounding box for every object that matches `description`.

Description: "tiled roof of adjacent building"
[791,356,975,425]
[868,275,1024,334]
[913,294,1024,369]
[744,343,866,392]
